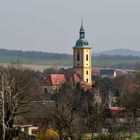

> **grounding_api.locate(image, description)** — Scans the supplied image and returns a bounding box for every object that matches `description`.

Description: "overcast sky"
[0,0,140,54]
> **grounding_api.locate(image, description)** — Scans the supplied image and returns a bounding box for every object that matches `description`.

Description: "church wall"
[82,48,92,85]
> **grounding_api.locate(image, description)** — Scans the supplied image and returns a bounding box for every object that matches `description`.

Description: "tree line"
[0,48,140,60]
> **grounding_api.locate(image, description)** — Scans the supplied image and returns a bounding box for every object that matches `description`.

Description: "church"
[73,20,92,85]
[42,21,93,93]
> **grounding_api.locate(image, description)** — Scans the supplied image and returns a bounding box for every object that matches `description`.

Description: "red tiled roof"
[73,73,81,83]
[110,106,125,117]
[51,74,65,86]
[111,106,125,111]
[92,81,95,86]
[42,74,66,86]
[123,83,140,92]
[92,68,100,75]
[42,75,52,86]
[64,73,81,85]
[42,73,92,88]
[80,80,91,87]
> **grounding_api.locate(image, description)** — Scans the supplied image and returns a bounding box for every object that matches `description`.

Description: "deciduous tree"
[0,64,33,140]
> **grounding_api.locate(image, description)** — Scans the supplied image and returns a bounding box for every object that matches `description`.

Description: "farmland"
[0,49,140,70]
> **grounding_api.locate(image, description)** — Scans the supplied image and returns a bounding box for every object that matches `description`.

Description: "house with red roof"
[41,73,92,94]
[92,68,100,76]
[110,106,125,117]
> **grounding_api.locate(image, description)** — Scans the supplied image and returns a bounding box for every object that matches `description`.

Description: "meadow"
[0,55,140,70]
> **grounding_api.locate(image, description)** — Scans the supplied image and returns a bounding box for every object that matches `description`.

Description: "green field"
[0,49,140,69]
[0,54,140,69]
[93,58,140,68]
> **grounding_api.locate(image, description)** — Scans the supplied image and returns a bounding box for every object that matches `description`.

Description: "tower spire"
[79,20,85,39]
[81,19,83,27]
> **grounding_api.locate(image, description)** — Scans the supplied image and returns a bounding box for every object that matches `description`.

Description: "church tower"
[73,21,92,85]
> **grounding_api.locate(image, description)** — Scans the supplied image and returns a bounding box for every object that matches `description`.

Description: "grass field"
[0,55,140,69]
[93,58,140,68]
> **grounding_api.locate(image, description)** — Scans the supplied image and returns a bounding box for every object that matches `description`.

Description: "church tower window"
[86,54,88,61]
[77,53,80,61]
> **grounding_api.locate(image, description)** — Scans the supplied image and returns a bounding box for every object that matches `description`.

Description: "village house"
[41,73,92,94]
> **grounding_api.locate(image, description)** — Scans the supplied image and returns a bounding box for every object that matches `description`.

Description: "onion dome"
[74,20,90,48]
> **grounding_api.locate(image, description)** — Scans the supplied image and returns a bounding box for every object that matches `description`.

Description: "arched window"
[77,53,80,61]
[86,71,88,74]
[86,78,88,82]
[86,54,88,61]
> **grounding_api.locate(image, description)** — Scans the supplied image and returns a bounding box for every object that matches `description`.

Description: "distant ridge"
[0,48,139,69]
[96,48,140,57]
[1,48,140,58]
[0,48,72,60]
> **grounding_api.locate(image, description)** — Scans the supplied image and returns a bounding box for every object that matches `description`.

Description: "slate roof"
[100,69,115,77]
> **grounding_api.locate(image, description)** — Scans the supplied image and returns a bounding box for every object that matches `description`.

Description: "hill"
[96,48,140,57]
[0,48,139,69]
[0,49,72,60]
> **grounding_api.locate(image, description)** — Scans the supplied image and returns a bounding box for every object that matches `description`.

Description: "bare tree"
[0,75,6,140]
[0,64,33,140]
[52,103,75,140]
[96,77,113,105]
[50,82,77,140]
[123,87,140,133]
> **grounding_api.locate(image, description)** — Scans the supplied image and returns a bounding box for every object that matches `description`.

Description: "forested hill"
[0,49,72,60]
[0,48,140,69]
[96,48,140,57]
[1,48,140,60]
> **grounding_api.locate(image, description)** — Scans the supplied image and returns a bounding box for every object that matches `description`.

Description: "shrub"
[37,128,59,140]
